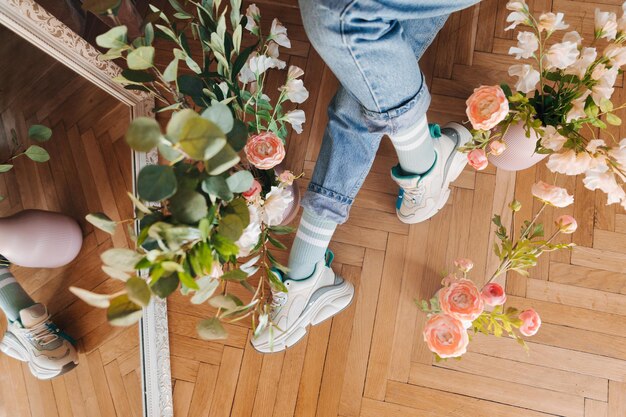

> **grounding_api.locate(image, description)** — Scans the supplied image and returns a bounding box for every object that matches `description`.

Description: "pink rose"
[423,314,469,358]
[242,179,262,201]
[441,273,460,287]
[468,149,489,171]
[244,132,286,170]
[531,181,574,208]
[439,278,484,322]
[481,283,507,306]
[278,170,296,185]
[518,308,541,336]
[489,140,507,156]
[555,214,577,234]
[454,258,474,273]
[466,85,509,131]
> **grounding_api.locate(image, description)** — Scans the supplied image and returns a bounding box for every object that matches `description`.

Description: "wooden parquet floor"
[0,26,142,417]
[166,1,626,417]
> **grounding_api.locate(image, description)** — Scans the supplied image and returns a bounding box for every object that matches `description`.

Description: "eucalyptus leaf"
[86,212,117,234]
[126,192,151,215]
[157,141,184,162]
[169,189,209,224]
[24,145,50,162]
[166,109,197,142]
[163,58,179,82]
[107,294,143,326]
[69,287,111,308]
[82,0,122,14]
[201,103,234,134]
[102,265,130,281]
[126,117,161,152]
[190,276,220,304]
[226,170,253,193]
[179,117,227,160]
[220,269,248,281]
[197,317,227,340]
[137,165,177,201]
[95,25,127,49]
[101,248,143,272]
[218,214,243,241]
[28,125,52,142]
[127,46,155,70]
[144,22,155,45]
[223,198,250,228]
[151,273,180,298]
[126,276,152,307]
[209,293,242,310]
[226,119,248,152]
[185,56,202,74]
[0,165,13,173]
[205,144,240,175]
[202,176,233,201]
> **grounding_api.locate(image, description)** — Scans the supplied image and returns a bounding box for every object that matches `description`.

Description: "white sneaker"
[252,252,354,353]
[0,303,78,379]
[391,122,471,224]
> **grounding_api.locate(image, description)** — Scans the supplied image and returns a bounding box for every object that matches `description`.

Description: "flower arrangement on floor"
[462,0,626,209]
[418,182,577,359]
[0,124,52,202]
[70,1,308,340]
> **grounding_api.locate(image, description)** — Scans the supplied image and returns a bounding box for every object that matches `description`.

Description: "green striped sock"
[389,114,436,175]
[0,268,35,322]
[287,210,337,280]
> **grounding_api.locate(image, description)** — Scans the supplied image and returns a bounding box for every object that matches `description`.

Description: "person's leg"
[0,267,35,321]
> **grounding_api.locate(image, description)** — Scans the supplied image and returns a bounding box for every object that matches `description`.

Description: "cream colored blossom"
[583,165,626,205]
[262,186,293,226]
[283,109,305,134]
[538,12,568,32]
[508,64,540,93]
[281,79,309,103]
[544,41,579,69]
[546,149,593,175]
[563,30,582,45]
[564,47,597,79]
[540,126,567,151]
[591,66,619,104]
[270,19,291,48]
[595,9,618,40]
[509,31,538,59]
[567,91,590,122]
[604,44,626,67]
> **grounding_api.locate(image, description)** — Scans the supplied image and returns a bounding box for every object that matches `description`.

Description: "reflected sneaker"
[392,122,471,224]
[252,252,354,353]
[0,303,78,379]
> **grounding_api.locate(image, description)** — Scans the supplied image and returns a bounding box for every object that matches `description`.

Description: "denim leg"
[299,0,480,223]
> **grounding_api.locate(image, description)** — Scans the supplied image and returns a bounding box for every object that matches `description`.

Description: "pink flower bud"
[481,283,507,306]
[555,214,577,234]
[467,149,489,171]
[454,258,474,273]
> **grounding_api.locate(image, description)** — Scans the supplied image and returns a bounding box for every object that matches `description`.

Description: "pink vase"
[0,210,83,268]
[488,122,547,171]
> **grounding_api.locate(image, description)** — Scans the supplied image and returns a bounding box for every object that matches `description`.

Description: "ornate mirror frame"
[0,1,173,416]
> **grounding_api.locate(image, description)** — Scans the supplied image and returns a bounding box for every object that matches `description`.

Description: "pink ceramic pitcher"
[0,210,83,268]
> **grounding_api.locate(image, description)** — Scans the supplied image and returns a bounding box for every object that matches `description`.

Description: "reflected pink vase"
[488,122,548,171]
[0,210,83,268]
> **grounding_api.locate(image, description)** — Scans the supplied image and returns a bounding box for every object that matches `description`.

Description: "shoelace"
[269,285,290,320]
[21,318,59,346]
[405,182,426,205]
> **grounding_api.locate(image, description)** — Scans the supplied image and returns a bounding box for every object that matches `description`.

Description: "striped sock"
[389,114,436,175]
[287,210,337,280]
[0,268,35,322]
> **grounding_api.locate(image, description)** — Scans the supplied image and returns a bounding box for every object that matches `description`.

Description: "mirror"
[0,1,171,416]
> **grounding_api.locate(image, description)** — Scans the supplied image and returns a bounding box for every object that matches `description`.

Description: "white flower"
[595,9,618,40]
[567,91,591,122]
[270,19,291,48]
[592,66,619,104]
[249,54,286,74]
[587,139,606,153]
[609,138,626,167]
[592,63,608,80]
[508,64,540,93]
[541,126,568,151]
[604,44,626,67]
[245,4,260,33]
[544,41,579,69]
[509,31,538,59]
[506,0,527,12]
[267,41,280,59]
[281,79,309,103]
[261,186,293,226]
[563,31,582,45]
[547,149,593,175]
[618,15,626,34]
[236,204,262,257]
[288,65,304,80]
[538,12,569,32]
[564,47,597,79]
[505,11,528,31]
[531,181,574,207]
[584,164,626,204]
[284,109,306,134]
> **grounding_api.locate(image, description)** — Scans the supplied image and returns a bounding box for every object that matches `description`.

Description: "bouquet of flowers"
[70,0,307,341]
[418,181,577,359]
[462,0,626,209]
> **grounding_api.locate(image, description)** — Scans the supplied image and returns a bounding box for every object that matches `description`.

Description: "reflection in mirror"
[0,24,141,415]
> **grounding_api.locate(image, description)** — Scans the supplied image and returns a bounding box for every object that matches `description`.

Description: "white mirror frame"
[0,2,173,416]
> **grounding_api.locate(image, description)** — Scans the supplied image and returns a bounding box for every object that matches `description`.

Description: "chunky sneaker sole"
[394,122,472,224]
[252,276,354,353]
[0,332,78,379]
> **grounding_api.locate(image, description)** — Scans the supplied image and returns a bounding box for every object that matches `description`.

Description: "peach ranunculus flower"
[242,179,262,201]
[439,279,485,322]
[481,283,507,306]
[555,214,578,234]
[466,85,509,131]
[489,140,507,156]
[423,314,470,358]
[531,181,574,207]
[518,308,541,336]
[244,132,286,170]
[454,258,474,273]
[467,149,489,171]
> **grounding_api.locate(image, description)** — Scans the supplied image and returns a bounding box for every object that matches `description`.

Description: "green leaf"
[201,103,234,134]
[86,212,117,234]
[126,192,151,215]
[0,164,13,173]
[191,276,220,304]
[197,317,227,340]
[600,98,613,113]
[177,271,200,290]
[144,22,154,45]
[95,25,127,49]
[69,287,111,308]
[202,176,233,202]
[221,269,248,281]
[150,273,179,298]
[24,145,50,162]
[127,46,155,70]
[165,109,197,142]
[126,277,151,307]
[107,294,143,326]
[179,117,227,160]
[205,144,240,175]
[102,265,130,281]
[267,234,286,250]
[209,294,243,310]
[226,170,253,193]
[28,125,52,142]
[163,58,179,82]
[226,119,248,152]
[212,234,239,258]
[177,75,204,103]
[268,225,294,235]
[224,198,250,228]
[267,268,288,292]
[185,56,202,74]
[101,248,143,272]
[218,214,244,241]
[169,189,209,224]
[606,113,622,126]
[126,117,161,152]
[137,165,178,201]
[121,69,155,83]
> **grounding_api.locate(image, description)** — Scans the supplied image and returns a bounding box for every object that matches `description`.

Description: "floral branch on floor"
[417,181,576,359]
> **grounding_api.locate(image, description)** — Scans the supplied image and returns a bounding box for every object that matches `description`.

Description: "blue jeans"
[299,0,480,223]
